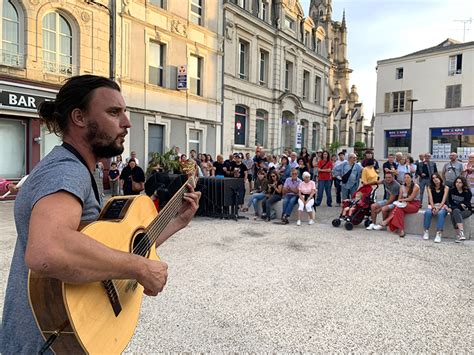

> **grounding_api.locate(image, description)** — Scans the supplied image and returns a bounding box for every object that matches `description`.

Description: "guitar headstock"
[181,160,198,188]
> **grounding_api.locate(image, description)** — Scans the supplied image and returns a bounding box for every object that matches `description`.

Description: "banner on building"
[431,127,474,136]
[385,130,411,138]
[295,124,302,149]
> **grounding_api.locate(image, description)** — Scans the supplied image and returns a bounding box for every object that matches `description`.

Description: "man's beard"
[86,121,124,158]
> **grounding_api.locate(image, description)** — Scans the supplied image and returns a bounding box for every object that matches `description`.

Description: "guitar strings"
[112,176,195,293]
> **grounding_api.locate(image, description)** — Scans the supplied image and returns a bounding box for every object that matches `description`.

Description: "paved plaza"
[0,200,473,352]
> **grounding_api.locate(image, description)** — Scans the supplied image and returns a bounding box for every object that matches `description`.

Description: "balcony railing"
[0,50,25,68]
[43,60,77,77]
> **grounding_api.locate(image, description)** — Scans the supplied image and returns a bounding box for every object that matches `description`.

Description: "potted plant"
[146,147,182,177]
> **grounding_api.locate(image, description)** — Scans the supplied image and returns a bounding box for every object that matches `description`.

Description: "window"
[396,67,403,79]
[316,38,321,54]
[2,0,22,67]
[148,124,164,155]
[304,31,310,47]
[385,130,411,157]
[149,41,165,87]
[312,122,320,152]
[446,84,461,108]
[261,2,268,22]
[431,127,474,160]
[259,49,268,86]
[302,70,309,100]
[284,16,295,30]
[300,120,308,148]
[238,40,249,80]
[189,54,202,96]
[149,0,166,8]
[190,0,202,26]
[255,110,267,146]
[314,76,321,104]
[448,54,462,75]
[238,0,247,10]
[42,12,73,76]
[189,129,201,153]
[234,105,247,145]
[0,118,26,178]
[285,61,293,93]
[392,91,405,112]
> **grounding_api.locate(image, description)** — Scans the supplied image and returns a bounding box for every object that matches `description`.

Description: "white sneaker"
[308,219,315,225]
[434,232,442,243]
[423,230,429,240]
[296,220,301,226]
[366,223,376,230]
[459,230,466,241]
[373,224,385,230]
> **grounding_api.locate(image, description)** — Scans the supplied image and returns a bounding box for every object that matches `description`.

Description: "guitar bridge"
[101,280,122,317]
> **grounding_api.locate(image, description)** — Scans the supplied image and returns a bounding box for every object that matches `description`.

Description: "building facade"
[309,0,372,149]
[374,39,474,160]
[0,0,110,180]
[117,0,223,167]
[222,0,330,156]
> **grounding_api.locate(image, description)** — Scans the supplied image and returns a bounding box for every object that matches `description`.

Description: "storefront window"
[385,130,411,157]
[431,126,474,160]
[0,118,26,178]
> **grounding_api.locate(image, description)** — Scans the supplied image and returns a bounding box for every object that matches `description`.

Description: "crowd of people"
[186,146,473,243]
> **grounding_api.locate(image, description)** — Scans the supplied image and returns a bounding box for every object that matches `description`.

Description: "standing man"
[126,150,140,166]
[333,153,362,200]
[419,153,438,205]
[332,151,346,206]
[243,152,254,191]
[442,152,463,188]
[0,75,200,353]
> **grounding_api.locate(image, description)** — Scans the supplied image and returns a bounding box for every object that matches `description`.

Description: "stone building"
[222,0,330,156]
[0,0,110,180]
[309,0,372,149]
[116,1,223,166]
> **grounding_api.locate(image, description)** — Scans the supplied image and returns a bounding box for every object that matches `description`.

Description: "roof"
[378,39,474,64]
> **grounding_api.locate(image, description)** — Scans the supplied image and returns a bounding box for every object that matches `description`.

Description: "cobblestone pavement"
[1,199,473,352]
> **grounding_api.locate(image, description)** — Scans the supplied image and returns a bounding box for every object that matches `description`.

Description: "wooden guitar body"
[28,195,159,354]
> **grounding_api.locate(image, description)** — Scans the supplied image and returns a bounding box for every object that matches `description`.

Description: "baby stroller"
[332,184,378,230]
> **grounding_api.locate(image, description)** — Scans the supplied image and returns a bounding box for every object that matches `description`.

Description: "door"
[0,118,27,178]
[148,124,164,155]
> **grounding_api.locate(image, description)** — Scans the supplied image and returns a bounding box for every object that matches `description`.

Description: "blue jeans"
[341,184,357,200]
[282,194,298,217]
[316,180,332,206]
[423,208,447,231]
[248,192,266,214]
[419,178,430,205]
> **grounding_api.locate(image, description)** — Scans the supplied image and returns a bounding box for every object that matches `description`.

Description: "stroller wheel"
[332,218,341,227]
[344,222,354,230]
[364,219,372,228]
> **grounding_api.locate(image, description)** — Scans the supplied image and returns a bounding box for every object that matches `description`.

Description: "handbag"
[131,178,144,193]
[341,164,354,184]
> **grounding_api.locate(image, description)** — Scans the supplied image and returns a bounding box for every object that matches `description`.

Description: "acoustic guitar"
[28,168,196,354]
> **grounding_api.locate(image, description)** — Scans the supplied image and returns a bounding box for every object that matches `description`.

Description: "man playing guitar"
[0,75,200,353]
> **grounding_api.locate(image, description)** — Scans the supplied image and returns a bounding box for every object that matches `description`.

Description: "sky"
[299,0,474,117]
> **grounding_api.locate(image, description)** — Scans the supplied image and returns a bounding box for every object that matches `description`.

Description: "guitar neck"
[144,176,195,247]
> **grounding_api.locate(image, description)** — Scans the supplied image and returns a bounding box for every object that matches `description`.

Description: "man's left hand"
[173,184,201,228]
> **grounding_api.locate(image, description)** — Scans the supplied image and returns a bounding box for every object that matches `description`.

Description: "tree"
[354,141,366,160]
[328,141,341,155]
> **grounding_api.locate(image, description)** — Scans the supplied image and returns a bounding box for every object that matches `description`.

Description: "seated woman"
[423,173,449,243]
[296,171,316,226]
[297,157,308,179]
[447,176,472,242]
[242,169,268,218]
[374,173,421,237]
[261,171,283,221]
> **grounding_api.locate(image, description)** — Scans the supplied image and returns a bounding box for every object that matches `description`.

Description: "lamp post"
[408,98,418,154]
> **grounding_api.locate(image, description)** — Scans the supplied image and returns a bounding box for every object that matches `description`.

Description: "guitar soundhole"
[132,233,152,257]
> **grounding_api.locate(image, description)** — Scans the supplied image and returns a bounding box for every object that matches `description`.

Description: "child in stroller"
[332,184,377,230]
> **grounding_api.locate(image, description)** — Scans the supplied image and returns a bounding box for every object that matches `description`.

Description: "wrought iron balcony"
[43,60,77,77]
[0,50,25,68]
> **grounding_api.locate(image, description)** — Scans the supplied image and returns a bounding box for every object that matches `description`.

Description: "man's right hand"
[137,259,168,296]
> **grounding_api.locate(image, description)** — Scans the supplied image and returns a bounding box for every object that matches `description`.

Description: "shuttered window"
[446,85,461,108]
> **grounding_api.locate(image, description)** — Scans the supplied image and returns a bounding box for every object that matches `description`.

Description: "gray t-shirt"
[384,180,401,200]
[1,145,101,354]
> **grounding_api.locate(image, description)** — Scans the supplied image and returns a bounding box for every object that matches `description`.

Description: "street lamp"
[408,98,418,154]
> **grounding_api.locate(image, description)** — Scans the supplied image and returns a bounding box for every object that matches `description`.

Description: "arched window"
[312,122,320,152]
[42,12,73,76]
[234,105,247,145]
[333,124,339,144]
[255,109,267,147]
[1,0,23,67]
